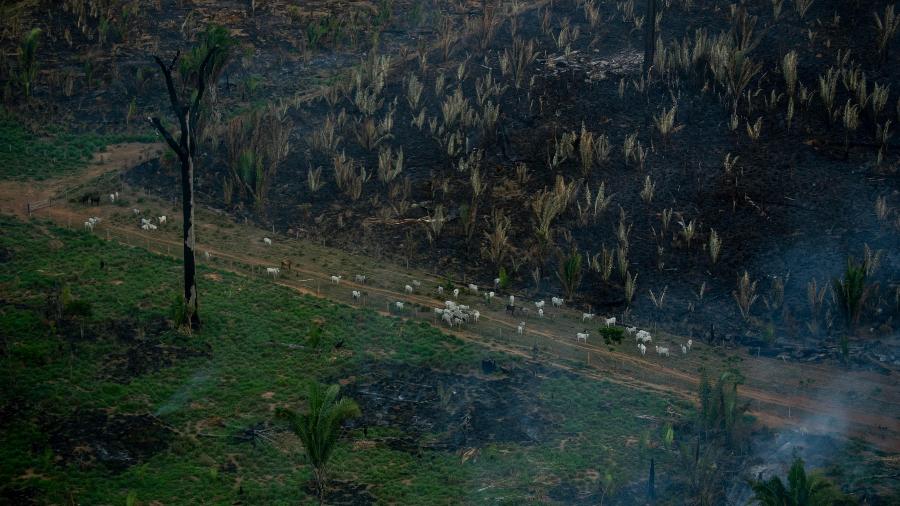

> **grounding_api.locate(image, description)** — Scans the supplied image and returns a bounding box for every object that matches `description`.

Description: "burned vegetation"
[1,0,900,504]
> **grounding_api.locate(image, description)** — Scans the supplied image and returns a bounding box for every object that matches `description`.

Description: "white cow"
[636,330,652,343]
[352,290,361,300]
[263,237,272,245]
[266,267,280,279]
[132,208,141,215]
[109,193,116,202]
[204,251,211,260]
[453,288,459,299]
[437,286,444,295]
[604,317,616,327]
[84,221,94,231]
[681,344,688,354]
[687,339,693,351]
[516,322,525,335]
[412,280,421,288]
[626,326,637,336]
[551,296,564,307]
[330,275,342,284]
[576,332,589,342]
[534,300,545,309]
[582,312,595,322]
[468,283,479,294]
[538,308,544,318]
[158,215,166,225]
[494,277,501,288]
[473,310,480,323]
[394,301,404,311]
[638,343,647,355]
[509,295,515,306]
[405,284,414,294]
[355,274,367,283]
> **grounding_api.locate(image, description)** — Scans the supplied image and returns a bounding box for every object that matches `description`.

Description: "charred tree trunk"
[643,0,657,75]
[147,49,220,330]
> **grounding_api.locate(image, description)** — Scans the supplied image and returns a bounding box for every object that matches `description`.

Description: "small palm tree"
[750,457,851,506]
[276,382,361,501]
[556,247,583,300]
[832,256,870,329]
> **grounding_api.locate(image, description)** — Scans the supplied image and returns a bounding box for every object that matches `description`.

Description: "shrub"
[599,326,624,345]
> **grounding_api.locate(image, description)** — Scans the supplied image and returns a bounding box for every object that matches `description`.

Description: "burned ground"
[341,361,552,451]
[117,0,900,361]
[47,410,174,472]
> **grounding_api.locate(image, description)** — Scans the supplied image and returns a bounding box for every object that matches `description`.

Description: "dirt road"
[5,143,898,454]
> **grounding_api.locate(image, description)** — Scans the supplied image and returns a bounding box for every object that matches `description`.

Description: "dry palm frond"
[578,123,595,178]
[332,151,355,191]
[594,133,612,165]
[875,195,891,222]
[679,218,697,248]
[426,204,446,243]
[871,82,891,117]
[311,113,341,154]
[794,0,815,18]
[806,277,826,334]
[640,175,655,203]
[649,286,668,310]
[782,50,798,97]
[708,229,722,264]
[405,72,423,110]
[654,103,683,142]
[617,246,629,280]
[746,117,763,142]
[482,208,512,267]
[591,245,614,281]
[723,153,739,176]
[624,271,638,306]
[377,146,404,184]
[874,5,900,61]
[733,271,759,321]
[504,37,536,89]
[307,165,324,192]
[818,66,839,121]
[660,208,673,234]
[548,131,577,170]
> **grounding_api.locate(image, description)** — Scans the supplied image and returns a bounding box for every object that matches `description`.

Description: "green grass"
[0,111,154,180]
[0,216,683,504]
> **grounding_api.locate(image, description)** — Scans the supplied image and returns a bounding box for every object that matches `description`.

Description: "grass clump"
[0,111,154,180]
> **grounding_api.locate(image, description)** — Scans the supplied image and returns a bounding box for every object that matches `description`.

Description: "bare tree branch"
[147,116,183,158]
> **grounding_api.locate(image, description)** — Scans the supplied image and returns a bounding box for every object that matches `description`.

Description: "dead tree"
[146,48,222,329]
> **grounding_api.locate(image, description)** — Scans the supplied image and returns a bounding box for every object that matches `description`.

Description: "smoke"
[154,368,212,417]
[726,370,869,504]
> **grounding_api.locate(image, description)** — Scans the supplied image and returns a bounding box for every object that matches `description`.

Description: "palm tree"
[276,383,361,501]
[556,247,583,300]
[750,457,853,506]
[832,256,870,329]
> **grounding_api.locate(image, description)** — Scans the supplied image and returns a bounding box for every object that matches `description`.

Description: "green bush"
[599,326,624,344]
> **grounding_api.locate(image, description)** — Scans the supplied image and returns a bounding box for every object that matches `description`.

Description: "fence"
[26,198,53,215]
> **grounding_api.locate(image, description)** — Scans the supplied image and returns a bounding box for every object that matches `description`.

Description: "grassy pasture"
[0,216,680,504]
[0,112,154,181]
